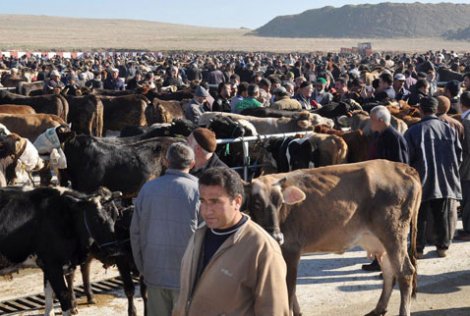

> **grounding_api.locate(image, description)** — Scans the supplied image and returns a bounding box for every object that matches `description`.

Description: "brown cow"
[314,125,371,163]
[0,113,68,141]
[67,95,104,137]
[0,90,69,121]
[99,94,149,133]
[145,98,185,125]
[340,110,408,135]
[0,104,36,115]
[244,160,421,316]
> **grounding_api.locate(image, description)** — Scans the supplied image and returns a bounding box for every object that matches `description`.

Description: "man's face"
[199,184,242,230]
[302,85,313,97]
[393,79,405,91]
[222,85,232,98]
[464,76,470,90]
[370,114,383,132]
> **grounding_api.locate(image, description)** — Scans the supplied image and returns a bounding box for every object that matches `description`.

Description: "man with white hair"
[103,68,125,90]
[362,105,409,271]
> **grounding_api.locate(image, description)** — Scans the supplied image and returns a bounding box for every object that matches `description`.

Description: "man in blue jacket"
[131,142,200,316]
[405,97,462,258]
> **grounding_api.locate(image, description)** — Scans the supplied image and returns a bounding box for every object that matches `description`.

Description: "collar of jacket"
[165,169,198,182]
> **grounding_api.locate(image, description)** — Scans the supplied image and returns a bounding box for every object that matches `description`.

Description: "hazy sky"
[4,1,469,29]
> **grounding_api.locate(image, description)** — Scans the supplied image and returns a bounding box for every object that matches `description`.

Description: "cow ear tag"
[282,186,306,205]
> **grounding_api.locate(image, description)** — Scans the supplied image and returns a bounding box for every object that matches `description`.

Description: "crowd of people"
[2,49,470,315]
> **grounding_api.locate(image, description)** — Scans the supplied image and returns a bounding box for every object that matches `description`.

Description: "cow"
[244,160,421,316]
[314,125,371,163]
[0,104,37,115]
[0,90,69,121]
[145,98,185,125]
[0,186,122,316]
[437,67,464,82]
[60,135,180,198]
[240,107,304,118]
[199,112,334,134]
[0,133,44,185]
[119,119,196,139]
[312,100,363,118]
[18,81,44,96]
[66,95,104,137]
[99,94,149,133]
[339,110,408,135]
[0,113,69,142]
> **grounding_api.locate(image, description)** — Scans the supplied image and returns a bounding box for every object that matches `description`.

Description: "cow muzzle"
[272,231,285,245]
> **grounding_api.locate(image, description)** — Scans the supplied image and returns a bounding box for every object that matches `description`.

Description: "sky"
[3,0,469,29]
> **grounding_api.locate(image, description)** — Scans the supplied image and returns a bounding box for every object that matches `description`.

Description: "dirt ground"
[2,221,470,316]
[0,15,469,53]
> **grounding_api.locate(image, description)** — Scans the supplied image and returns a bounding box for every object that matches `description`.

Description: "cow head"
[63,187,123,257]
[55,125,76,145]
[244,177,306,245]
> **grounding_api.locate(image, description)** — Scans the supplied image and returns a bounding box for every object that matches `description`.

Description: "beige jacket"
[173,217,289,316]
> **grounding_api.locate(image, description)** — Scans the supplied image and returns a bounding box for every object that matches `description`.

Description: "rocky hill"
[444,25,470,40]
[253,3,470,38]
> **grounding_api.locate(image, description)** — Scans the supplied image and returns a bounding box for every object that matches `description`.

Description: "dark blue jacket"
[370,126,409,164]
[404,115,462,201]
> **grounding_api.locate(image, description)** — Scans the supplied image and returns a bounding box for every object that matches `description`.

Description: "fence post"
[242,136,249,181]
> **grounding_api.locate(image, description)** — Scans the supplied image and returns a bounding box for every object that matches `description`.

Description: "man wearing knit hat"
[404,96,462,258]
[436,95,464,141]
[187,127,228,178]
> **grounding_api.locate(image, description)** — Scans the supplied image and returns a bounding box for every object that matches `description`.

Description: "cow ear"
[282,186,306,205]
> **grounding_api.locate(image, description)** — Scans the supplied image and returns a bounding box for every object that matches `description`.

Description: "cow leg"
[44,278,55,316]
[386,247,415,316]
[81,257,96,304]
[65,267,79,314]
[116,257,137,316]
[140,275,148,316]
[366,253,395,316]
[43,265,72,316]
[282,247,302,316]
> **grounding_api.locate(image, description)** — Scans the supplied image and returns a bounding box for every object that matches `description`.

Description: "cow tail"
[409,176,421,299]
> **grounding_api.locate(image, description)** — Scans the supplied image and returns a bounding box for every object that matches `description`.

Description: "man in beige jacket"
[173,167,289,316]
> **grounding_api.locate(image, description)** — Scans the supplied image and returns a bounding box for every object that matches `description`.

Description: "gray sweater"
[131,169,200,288]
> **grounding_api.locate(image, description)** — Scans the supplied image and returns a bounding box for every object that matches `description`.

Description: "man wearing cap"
[311,77,333,106]
[184,86,212,124]
[436,96,464,141]
[187,127,228,178]
[103,68,125,90]
[392,73,410,101]
[404,97,462,258]
[43,69,64,94]
[271,86,302,111]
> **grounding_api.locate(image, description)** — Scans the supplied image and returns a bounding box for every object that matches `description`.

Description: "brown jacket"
[173,217,289,316]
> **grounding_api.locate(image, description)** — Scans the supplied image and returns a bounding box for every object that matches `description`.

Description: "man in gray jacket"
[130,142,200,316]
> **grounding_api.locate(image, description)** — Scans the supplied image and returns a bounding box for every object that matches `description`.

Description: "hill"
[444,25,470,40]
[253,3,470,38]
[0,14,469,52]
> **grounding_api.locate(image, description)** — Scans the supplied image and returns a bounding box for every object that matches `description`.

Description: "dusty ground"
[2,221,470,316]
[0,15,469,53]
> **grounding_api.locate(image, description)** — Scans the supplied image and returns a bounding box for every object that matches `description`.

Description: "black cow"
[312,100,362,119]
[0,186,121,316]
[60,135,180,198]
[240,107,303,118]
[119,119,196,138]
[264,136,319,172]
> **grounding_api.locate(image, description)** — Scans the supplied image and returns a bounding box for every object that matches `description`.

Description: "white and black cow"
[0,186,122,316]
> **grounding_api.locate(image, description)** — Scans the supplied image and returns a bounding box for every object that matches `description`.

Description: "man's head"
[194,86,210,104]
[165,142,195,171]
[419,97,438,115]
[315,77,327,92]
[463,73,470,91]
[334,78,348,94]
[393,73,406,91]
[461,91,470,111]
[198,167,244,229]
[379,73,393,90]
[217,82,232,99]
[370,105,391,132]
[436,96,451,115]
[247,84,260,98]
[415,79,429,94]
[299,81,313,98]
[111,68,119,79]
[445,80,461,98]
[187,128,217,168]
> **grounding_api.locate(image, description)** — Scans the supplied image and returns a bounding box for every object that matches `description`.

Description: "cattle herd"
[0,49,469,316]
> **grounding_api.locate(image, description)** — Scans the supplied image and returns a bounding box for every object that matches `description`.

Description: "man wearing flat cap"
[271,86,302,111]
[187,127,228,178]
[103,67,125,90]
[184,86,212,124]
[404,96,462,259]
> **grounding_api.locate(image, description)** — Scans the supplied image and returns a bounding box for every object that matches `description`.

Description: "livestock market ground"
[1,220,470,316]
